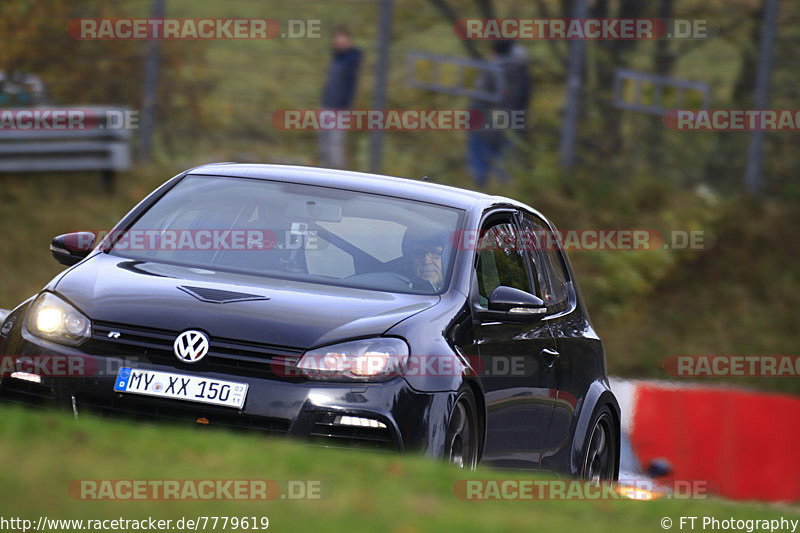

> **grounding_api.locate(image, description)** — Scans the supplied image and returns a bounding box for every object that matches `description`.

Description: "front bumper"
[1,328,452,455]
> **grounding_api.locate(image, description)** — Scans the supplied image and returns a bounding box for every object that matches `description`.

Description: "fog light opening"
[10,372,41,384]
[616,485,658,501]
[334,415,387,429]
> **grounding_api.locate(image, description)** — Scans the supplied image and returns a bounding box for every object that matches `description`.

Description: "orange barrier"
[629,384,800,502]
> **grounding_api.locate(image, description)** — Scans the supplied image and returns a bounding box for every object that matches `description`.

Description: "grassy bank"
[0,404,796,532]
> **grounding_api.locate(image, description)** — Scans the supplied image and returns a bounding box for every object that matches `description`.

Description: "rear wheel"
[580,405,618,482]
[444,386,479,470]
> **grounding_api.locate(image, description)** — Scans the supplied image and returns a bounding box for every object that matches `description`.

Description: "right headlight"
[26,292,92,346]
[296,337,409,381]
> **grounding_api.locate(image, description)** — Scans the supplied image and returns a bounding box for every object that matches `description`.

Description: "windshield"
[108,175,464,295]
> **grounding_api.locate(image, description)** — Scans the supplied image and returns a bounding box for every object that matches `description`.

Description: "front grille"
[310,412,396,450]
[0,377,59,409]
[76,392,291,434]
[87,322,304,380]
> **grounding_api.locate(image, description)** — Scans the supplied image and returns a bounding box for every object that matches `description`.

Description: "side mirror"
[50,232,96,266]
[488,286,547,320]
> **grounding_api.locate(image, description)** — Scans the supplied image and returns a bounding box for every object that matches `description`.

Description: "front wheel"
[444,386,479,470]
[580,405,619,482]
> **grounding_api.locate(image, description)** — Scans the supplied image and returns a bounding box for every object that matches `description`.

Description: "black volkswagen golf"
[0,164,619,480]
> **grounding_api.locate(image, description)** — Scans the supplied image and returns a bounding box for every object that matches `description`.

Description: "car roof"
[186,163,510,212]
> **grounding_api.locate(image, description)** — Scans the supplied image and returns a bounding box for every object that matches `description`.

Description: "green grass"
[0,404,796,532]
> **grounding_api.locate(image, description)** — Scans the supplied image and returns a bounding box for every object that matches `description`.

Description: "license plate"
[114,367,248,409]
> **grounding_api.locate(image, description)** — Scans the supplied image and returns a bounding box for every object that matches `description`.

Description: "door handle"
[540,348,560,367]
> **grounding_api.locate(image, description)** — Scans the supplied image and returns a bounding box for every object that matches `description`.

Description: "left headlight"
[296,337,409,380]
[26,292,92,346]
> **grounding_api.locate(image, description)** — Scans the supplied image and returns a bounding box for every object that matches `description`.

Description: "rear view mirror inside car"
[286,199,343,222]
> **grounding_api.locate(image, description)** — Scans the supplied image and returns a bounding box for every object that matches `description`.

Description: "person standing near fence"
[319,26,362,169]
[466,40,531,187]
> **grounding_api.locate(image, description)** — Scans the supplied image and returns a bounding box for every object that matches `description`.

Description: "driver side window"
[475,221,532,307]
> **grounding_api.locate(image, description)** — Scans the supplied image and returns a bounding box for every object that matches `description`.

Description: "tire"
[580,404,619,482]
[444,385,480,470]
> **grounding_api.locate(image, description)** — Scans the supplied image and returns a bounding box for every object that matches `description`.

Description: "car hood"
[53,253,438,349]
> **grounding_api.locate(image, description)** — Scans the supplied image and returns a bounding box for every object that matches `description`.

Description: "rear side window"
[520,212,570,308]
[475,221,532,306]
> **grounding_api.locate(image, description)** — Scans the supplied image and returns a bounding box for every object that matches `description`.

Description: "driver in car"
[402,231,448,292]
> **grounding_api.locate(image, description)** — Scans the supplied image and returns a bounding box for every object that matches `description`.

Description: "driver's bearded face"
[412,246,444,288]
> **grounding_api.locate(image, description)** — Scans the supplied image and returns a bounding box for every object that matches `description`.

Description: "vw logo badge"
[173,330,210,364]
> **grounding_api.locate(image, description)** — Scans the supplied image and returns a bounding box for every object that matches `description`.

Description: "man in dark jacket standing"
[466,40,530,187]
[319,26,362,168]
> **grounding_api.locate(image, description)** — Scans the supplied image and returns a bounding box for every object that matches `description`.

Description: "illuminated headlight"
[297,338,409,380]
[26,292,92,346]
[334,415,387,429]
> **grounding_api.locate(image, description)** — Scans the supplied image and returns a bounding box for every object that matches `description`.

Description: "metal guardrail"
[613,69,710,115]
[406,51,505,102]
[0,106,133,191]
